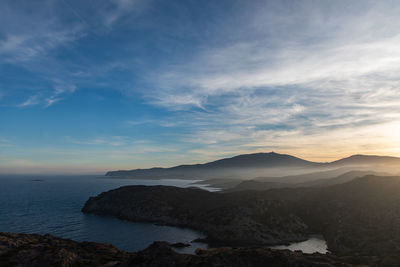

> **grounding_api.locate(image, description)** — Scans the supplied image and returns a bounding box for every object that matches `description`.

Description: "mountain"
[106,152,400,180]
[194,152,318,169]
[106,152,322,179]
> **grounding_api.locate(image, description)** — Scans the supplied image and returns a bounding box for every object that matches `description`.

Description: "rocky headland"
[82,185,309,246]
[83,175,400,266]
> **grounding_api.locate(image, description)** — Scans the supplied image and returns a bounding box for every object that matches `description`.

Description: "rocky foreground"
[83,176,400,266]
[0,232,358,266]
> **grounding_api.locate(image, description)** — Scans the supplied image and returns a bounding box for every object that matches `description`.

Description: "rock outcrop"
[0,232,358,267]
[0,232,130,266]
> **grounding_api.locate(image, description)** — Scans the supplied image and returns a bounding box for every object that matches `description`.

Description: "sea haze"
[0,175,212,254]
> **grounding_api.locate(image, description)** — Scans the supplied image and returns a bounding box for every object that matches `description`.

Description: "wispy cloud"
[124,118,181,128]
[65,136,130,146]
[102,0,146,27]
[44,96,62,107]
[17,81,77,108]
[18,95,41,107]
[0,29,82,63]
[2,0,400,172]
[45,82,77,107]
[130,1,400,160]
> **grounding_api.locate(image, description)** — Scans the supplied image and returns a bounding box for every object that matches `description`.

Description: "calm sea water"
[0,175,327,254]
[270,236,328,254]
[0,175,214,254]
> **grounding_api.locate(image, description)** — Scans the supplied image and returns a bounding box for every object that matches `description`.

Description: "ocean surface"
[0,175,214,254]
[0,175,327,254]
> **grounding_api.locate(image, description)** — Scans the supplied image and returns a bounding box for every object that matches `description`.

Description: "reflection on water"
[270,236,328,254]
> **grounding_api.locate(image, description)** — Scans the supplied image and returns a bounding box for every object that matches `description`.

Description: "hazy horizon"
[2,151,400,175]
[1,0,400,173]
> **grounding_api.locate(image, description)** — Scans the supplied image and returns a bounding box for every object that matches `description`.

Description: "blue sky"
[1,0,400,174]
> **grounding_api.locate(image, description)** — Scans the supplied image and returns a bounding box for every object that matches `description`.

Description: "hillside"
[226,170,382,192]
[82,185,309,246]
[83,175,400,266]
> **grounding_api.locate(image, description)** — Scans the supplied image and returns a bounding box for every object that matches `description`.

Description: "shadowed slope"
[83,175,400,266]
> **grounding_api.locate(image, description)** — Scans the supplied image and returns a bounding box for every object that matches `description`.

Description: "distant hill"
[253,168,353,184]
[106,152,322,178]
[330,154,400,166]
[106,152,400,180]
[196,152,319,169]
[226,170,384,192]
[299,170,386,187]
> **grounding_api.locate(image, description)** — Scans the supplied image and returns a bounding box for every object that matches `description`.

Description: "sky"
[1,0,400,174]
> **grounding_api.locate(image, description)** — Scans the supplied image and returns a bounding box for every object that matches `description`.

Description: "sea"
[0,174,327,254]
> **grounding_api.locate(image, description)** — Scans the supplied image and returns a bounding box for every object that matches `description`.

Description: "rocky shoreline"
[82,176,400,266]
[0,232,357,266]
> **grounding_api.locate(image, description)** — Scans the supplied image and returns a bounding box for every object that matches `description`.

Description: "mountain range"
[106,152,400,181]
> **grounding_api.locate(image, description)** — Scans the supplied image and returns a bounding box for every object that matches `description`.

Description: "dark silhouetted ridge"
[106,152,321,177]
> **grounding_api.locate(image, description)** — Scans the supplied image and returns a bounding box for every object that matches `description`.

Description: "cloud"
[44,81,77,107]
[147,33,400,109]
[0,6,84,63]
[0,1,84,108]
[133,1,400,160]
[17,81,77,108]
[65,136,130,146]
[54,83,77,95]
[102,0,146,27]
[0,29,83,63]
[2,0,400,169]
[19,95,41,107]
[44,96,62,107]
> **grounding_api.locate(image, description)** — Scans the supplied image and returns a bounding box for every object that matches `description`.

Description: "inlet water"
[0,175,212,254]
